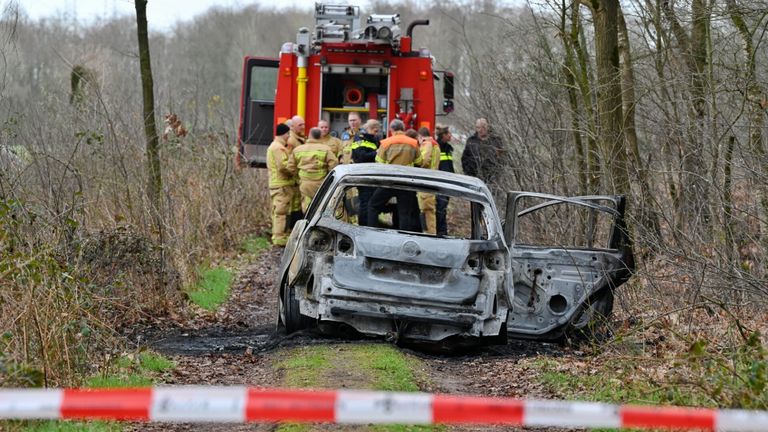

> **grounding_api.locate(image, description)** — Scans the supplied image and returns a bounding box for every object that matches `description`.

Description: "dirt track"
[134,247,577,431]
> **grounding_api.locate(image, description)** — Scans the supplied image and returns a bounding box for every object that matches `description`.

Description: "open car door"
[503,192,634,341]
[238,57,278,168]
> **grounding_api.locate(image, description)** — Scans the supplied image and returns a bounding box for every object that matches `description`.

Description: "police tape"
[1,387,767,430]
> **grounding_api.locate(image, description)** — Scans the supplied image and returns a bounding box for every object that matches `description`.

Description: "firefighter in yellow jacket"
[317,119,343,157]
[286,115,306,217]
[417,126,440,234]
[287,127,339,213]
[267,123,297,246]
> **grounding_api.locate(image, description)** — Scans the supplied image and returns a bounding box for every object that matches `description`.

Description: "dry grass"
[0,103,271,386]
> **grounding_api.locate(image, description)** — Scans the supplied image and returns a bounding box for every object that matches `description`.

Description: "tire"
[281,281,314,334]
[564,288,614,344]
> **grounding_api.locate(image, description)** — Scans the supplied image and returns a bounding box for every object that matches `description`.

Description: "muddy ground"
[131,247,583,431]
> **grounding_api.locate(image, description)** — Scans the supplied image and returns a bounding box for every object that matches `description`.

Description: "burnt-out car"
[276,164,633,344]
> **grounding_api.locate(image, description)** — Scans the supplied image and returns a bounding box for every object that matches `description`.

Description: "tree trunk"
[617,5,662,244]
[726,0,768,240]
[134,0,164,240]
[662,0,712,236]
[590,0,630,195]
[559,0,588,196]
[570,2,601,194]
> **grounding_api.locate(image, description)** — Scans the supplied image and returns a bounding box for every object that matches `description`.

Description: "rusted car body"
[276,164,633,344]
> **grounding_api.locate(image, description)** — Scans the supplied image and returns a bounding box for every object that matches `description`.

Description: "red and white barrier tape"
[1,387,767,430]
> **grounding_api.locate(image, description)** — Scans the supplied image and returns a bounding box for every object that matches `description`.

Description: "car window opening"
[327,185,490,240]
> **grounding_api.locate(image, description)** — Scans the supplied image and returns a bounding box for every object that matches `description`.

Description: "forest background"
[0,0,766,408]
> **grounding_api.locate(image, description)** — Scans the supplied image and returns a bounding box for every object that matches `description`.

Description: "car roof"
[330,164,490,190]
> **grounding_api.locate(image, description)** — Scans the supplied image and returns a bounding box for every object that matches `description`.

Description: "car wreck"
[276,164,634,345]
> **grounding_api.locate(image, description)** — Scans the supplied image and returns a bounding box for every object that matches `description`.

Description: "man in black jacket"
[461,118,507,206]
[461,118,504,180]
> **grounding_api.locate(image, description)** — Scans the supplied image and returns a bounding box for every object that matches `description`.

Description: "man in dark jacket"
[461,118,506,207]
[461,118,505,180]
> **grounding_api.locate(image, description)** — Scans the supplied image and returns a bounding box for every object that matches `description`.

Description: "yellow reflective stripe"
[375,154,388,164]
[440,153,453,161]
[269,178,295,187]
[299,171,326,180]
[294,150,328,159]
[350,140,377,150]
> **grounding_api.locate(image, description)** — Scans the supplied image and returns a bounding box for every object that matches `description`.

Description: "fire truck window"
[250,66,277,102]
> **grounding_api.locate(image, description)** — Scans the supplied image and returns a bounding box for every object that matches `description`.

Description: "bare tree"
[587,0,630,195]
[134,0,164,243]
[725,0,768,240]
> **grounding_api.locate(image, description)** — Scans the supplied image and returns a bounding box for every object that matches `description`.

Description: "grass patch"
[138,351,176,372]
[278,345,332,388]
[86,351,174,388]
[186,266,233,311]
[24,420,121,431]
[275,424,309,432]
[240,235,271,254]
[531,357,709,407]
[349,344,420,392]
[277,344,437,432]
[85,374,153,388]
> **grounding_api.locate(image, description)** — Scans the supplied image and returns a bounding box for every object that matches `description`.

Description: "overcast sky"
[16,0,331,31]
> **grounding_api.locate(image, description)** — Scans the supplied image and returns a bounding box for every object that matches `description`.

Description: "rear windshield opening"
[327,185,490,240]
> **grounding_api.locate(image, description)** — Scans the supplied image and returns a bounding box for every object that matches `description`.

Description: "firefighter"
[368,119,423,232]
[417,126,440,234]
[267,123,297,246]
[435,124,455,236]
[339,112,363,164]
[318,119,342,157]
[287,127,339,213]
[286,115,305,223]
[350,119,381,226]
[287,115,306,148]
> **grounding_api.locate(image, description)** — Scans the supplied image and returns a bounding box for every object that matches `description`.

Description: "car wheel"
[564,288,614,344]
[282,280,314,334]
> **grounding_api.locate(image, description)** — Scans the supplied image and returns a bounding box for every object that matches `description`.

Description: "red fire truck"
[238,3,454,167]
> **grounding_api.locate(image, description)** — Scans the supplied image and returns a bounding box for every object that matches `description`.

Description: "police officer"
[417,127,440,234]
[368,119,423,232]
[288,127,339,213]
[350,119,381,226]
[435,124,455,236]
[266,123,297,246]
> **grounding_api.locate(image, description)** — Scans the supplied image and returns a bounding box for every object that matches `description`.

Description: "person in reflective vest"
[286,115,306,222]
[266,123,297,246]
[417,126,440,234]
[435,124,455,236]
[350,119,381,226]
[368,119,423,232]
[287,127,339,213]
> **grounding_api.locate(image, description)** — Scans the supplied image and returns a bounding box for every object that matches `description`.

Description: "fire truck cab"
[238,3,454,167]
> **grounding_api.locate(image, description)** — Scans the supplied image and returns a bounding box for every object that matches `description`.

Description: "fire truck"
[237,3,455,167]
